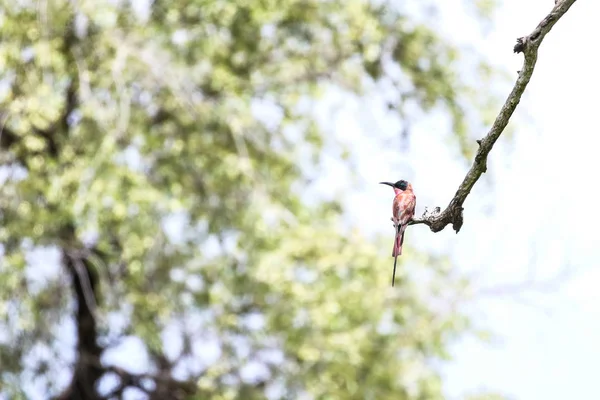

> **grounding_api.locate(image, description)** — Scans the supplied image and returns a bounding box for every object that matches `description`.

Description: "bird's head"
[379,180,409,191]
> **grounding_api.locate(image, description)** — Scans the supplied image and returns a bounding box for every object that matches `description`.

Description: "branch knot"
[513,37,528,54]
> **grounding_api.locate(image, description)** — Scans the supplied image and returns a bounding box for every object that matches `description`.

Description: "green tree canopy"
[0,0,494,398]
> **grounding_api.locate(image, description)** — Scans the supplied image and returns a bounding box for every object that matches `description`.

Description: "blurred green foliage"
[0,0,500,398]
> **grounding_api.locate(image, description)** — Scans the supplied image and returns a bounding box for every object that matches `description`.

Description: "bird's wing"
[397,194,416,226]
[393,200,401,221]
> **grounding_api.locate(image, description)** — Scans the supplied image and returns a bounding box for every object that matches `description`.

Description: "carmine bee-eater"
[379,180,416,287]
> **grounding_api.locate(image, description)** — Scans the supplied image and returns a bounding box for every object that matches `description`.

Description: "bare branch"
[410,0,577,233]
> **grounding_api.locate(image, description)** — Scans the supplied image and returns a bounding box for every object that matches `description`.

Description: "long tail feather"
[392,253,398,287]
[391,224,403,287]
[391,224,408,286]
[392,224,404,257]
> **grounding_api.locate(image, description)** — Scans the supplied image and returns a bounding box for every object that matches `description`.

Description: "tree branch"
[55,240,104,400]
[410,0,577,233]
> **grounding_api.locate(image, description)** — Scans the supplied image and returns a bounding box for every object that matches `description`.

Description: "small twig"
[410,0,577,233]
[475,268,574,298]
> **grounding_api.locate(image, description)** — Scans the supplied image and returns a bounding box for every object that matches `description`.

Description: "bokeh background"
[1,0,598,399]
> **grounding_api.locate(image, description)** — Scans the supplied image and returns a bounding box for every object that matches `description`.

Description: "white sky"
[321,1,600,399]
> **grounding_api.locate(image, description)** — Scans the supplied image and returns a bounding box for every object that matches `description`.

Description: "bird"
[379,180,416,287]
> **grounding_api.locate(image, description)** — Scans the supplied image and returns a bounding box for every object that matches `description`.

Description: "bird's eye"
[395,180,408,190]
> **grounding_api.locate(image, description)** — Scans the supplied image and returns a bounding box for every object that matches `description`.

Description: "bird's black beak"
[379,182,394,187]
